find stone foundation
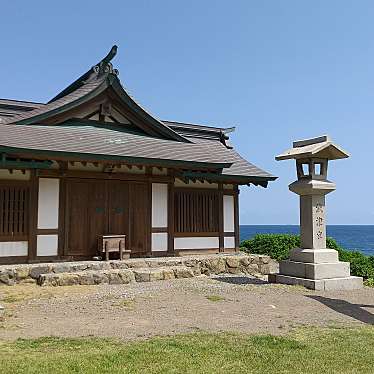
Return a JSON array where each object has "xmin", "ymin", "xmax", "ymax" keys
[{"xmin": 0, "ymin": 253, "xmax": 278, "ymax": 286}]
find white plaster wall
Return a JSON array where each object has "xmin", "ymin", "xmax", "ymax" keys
[
  {"xmin": 152, "ymin": 183, "xmax": 168, "ymax": 227},
  {"xmin": 152, "ymin": 233, "xmax": 168, "ymax": 252},
  {"xmin": 37, "ymin": 235, "xmax": 58, "ymax": 256},
  {"xmin": 0, "ymin": 169, "xmax": 30, "ymax": 180},
  {"xmin": 224, "ymin": 237, "xmax": 236, "ymax": 249},
  {"xmin": 174, "ymin": 237, "xmax": 219, "ymax": 250},
  {"xmin": 38, "ymin": 178, "xmax": 60, "ymax": 229},
  {"xmin": 223, "ymin": 195, "xmax": 235, "ymax": 232},
  {"xmin": 0, "ymin": 242, "xmax": 28, "ymax": 257}
]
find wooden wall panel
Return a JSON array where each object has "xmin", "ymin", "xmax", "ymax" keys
[
  {"xmin": 174, "ymin": 189, "xmax": 219, "ymax": 234},
  {"xmin": 0, "ymin": 182, "xmax": 30, "ymax": 241}
]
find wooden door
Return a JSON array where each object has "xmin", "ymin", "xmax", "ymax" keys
[
  {"xmin": 108, "ymin": 181, "xmax": 129, "ymax": 238},
  {"xmin": 87, "ymin": 180, "xmax": 107, "ymax": 256},
  {"xmin": 66, "ymin": 180, "xmax": 90, "ymax": 256},
  {"xmin": 66, "ymin": 179, "xmax": 106, "ymax": 257},
  {"xmin": 129, "ymin": 182, "xmax": 150, "ymax": 256},
  {"xmin": 65, "ymin": 179, "xmax": 150, "ymax": 258}
]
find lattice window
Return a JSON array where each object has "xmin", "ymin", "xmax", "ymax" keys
[
  {"xmin": 174, "ymin": 190, "xmax": 219, "ymax": 233},
  {"xmin": 0, "ymin": 184, "xmax": 29, "ymax": 240}
]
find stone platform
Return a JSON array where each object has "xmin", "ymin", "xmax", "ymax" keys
[
  {"xmin": 0, "ymin": 253, "xmax": 278, "ymax": 287},
  {"xmin": 269, "ymin": 274, "xmax": 363, "ymax": 291},
  {"xmin": 270, "ymin": 248, "xmax": 363, "ymax": 290}
]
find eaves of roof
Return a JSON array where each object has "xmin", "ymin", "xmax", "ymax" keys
[{"xmin": 0, "ymin": 144, "xmax": 232, "ymax": 170}]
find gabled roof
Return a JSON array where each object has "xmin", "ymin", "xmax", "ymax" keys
[
  {"xmin": 0, "ymin": 46, "xmax": 277, "ymax": 186},
  {"xmin": 0, "ymin": 99, "xmax": 44, "ymax": 121},
  {"xmin": 2, "ymin": 46, "xmax": 187, "ymax": 143}
]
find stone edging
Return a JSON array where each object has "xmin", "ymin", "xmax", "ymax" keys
[{"xmin": 0, "ymin": 253, "xmax": 279, "ymax": 286}]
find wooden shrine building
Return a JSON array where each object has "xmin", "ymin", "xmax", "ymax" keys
[{"xmin": 0, "ymin": 46, "xmax": 276, "ymax": 264}]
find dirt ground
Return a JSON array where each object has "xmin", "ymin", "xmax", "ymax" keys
[{"xmin": 0, "ymin": 275, "xmax": 373, "ymax": 341}]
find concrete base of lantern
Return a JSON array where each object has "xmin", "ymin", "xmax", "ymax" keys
[
  {"xmin": 269, "ymin": 247, "xmax": 363, "ymax": 290},
  {"xmin": 269, "ymin": 273, "xmax": 363, "ymax": 291}
]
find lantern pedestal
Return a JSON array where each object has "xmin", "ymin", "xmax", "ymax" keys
[{"xmin": 270, "ymin": 136, "xmax": 363, "ymax": 290}]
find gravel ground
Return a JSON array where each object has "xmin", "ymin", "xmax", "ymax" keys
[{"xmin": 0, "ymin": 275, "xmax": 373, "ymax": 341}]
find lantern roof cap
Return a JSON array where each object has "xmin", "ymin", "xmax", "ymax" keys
[{"xmin": 275, "ymin": 135, "xmax": 350, "ymax": 161}]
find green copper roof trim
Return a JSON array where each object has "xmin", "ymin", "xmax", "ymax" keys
[
  {"xmin": 16, "ymin": 74, "xmax": 189, "ymax": 143},
  {"xmin": 49, "ymin": 46, "xmax": 118, "ymax": 103},
  {"xmin": 181, "ymin": 171, "xmax": 277, "ymax": 186},
  {"xmin": 0, "ymin": 156, "xmax": 52, "ymax": 170},
  {"xmin": 16, "ymin": 80, "xmax": 109, "ymax": 126},
  {"xmin": 109, "ymin": 76, "xmax": 189, "ymax": 143},
  {"xmin": 0, "ymin": 145, "xmax": 232, "ymax": 170}
]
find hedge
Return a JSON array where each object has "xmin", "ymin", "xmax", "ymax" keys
[{"xmin": 240, "ymin": 234, "xmax": 374, "ymax": 280}]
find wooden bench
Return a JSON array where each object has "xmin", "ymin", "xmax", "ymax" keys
[{"xmin": 98, "ymin": 235, "xmax": 130, "ymax": 261}]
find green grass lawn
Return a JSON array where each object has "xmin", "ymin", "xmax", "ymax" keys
[{"xmin": 0, "ymin": 327, "xmax": 373, "ymax": 373}]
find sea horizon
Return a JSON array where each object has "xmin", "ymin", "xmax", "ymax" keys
[{"xmin": 240, "ymin": 224, "xmax": 374, "ymax": 256}]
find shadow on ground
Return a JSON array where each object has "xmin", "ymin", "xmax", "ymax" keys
[
  {"xmin": 306, "ymin": 295, "xmax": 374, "ymax": 325},
  {"xmin": 212, "ymin": 276, "xmax": 268, "ymax": 285}
]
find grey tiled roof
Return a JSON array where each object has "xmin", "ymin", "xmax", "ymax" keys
[
  {"xmin": 0, "ymin": 123, "xmax": 234, "ymax": 166},
  {"xmin": 0, "ymin": 121, "xmax": 274, "ymax": 179},
  {"xmin": 190, "ymin": 137, "xmax": 274, "ymax": 179},
  {"xmin": 1, "ymin": 76, "xmax": 105, "ymax": 125},
  {"xmin": 0, "ymin": 48, "xmax": 276, "ymax": 182}
]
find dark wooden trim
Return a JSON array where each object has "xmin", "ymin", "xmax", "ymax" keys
[
  {"xmin": 218, "ymin": 183, "xmax": 224, "ymax": 252},
  {"xmin": 0, "ymin": 256, "xmax": 28, "ymax": 265},
  {"xmin": 176, "ymin": 248, "xmax": 220, "ymax": 256},
  {"xmin": 234, "ymin": 185, "xmax": 240, "ymax": 250},
  {"xmin": 224, "ymin": 232, "xmax": 235, "ymax": 237},
  {"xmin": 38, "ymin": 169, "xmax": 172, "ymax": 183},
  {"xmin": 28, "ymin": 170, "xmax": 38, "ymax": 261},
  {"xmin": 174, "ymin": 187, "xmax": 219, "ymax": 193},
  {"xmin": 33, "ymin": 255, "xmax": 62, "ymax": 262},
  {"xmin": 223, "ymin": 248, "xmax": 237, "ymax": 253},
  {"xmin": 58, "ymin": 176, "xmax": 66, "ymax": 257},
  {"xmin": 152, "ymin": 227, "xmax": 168, "ymax": 233},
  {"xmin": 167, "ymin": 173, "xmax": 175, "ymax": 255},
  {"xmin": 174, "ymin": 232, "xmax": 219, "ymax": 237},
  {"xmin": 37, "ymin": 229, "xmax": 59, "ymax": 235},
  {"xmin": 146, "ymin": 174, "xmax": 152, "ymax": 257},
  {"xmin": 151, "ymin": 250, "xmax": 174, "ymax": 258},
  {"xmin": 0, "ymin": 236, "xmax": 28, "ymax": 242},
  {"xmin": 0, "ymin": 180, "xmax": 31, "ymax": 186},
  {"xmin": 222, "ymin": 189, "xmax": 236, "ymax": 195}
]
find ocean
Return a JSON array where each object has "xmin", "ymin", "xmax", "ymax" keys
[{"xmin": 240, "ymin": 225, "xmax": 374, "ymax": 257}]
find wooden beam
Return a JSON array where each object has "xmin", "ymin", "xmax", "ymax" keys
[
  {"xmin": 28, "ymin": 170, "xmax": 38, "ymax": 262},
  {"xmin": 218, "ymin": 183, "xmax": 224, "ymax": 253},
  {"xmin": 234, "ymin": 185, "xmax": 240, "ymax": 251},
  {"xmin": 167, "ymin": 170, "xmax": 175, "ymax": 255},
  {"xmin": 37, "ymin": 169, "xmax": 173, "ymax": 183}
]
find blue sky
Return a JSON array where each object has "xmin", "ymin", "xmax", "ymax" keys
[{"xmin": 1, "ymin": 1, "xmax": 373, "ymax": 224}]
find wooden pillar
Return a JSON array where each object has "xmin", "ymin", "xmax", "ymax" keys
[
  {"xmin": 167, "ymin": 171, "xmax": 175, "ymax": 255},
  {"xmin": 234, "ymin": 185, "xmax": 240, "ymax": 251},
  {"xmin": 58, "ymin": 177, "xmax": 66, "ymax": 258},
  {"xmin": 28, "ymin": 169, "xmax": 38, "ymax": 262},
  {"xmin": 146, "ymin": 166, "xmax": 152, "ymax": 257},
  {"xmin": 218, "ymin": 183, "xmax": 224, "ymax": 252}
]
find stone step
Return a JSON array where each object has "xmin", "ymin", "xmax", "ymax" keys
[{"xmin": 38, "ymin": 265, "xmax": 202, "ymax": 286}]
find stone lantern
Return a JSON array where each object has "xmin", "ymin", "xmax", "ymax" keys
[{"xmin": 271, "ymin": 135, "xmax": 362, "ymax": 290}]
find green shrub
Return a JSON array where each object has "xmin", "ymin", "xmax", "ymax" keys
[
  {"xmin": 364, "ymin": 278, "xmax": 374, "ymax": 287},
  {"xmin": 240, "ymin": 233, "xmax": 374, "ymax": 279}
]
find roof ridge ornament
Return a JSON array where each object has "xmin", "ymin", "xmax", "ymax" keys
[{"xmin": 93, "ymin": 45, "xmax": 119, "ymax": 76}]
